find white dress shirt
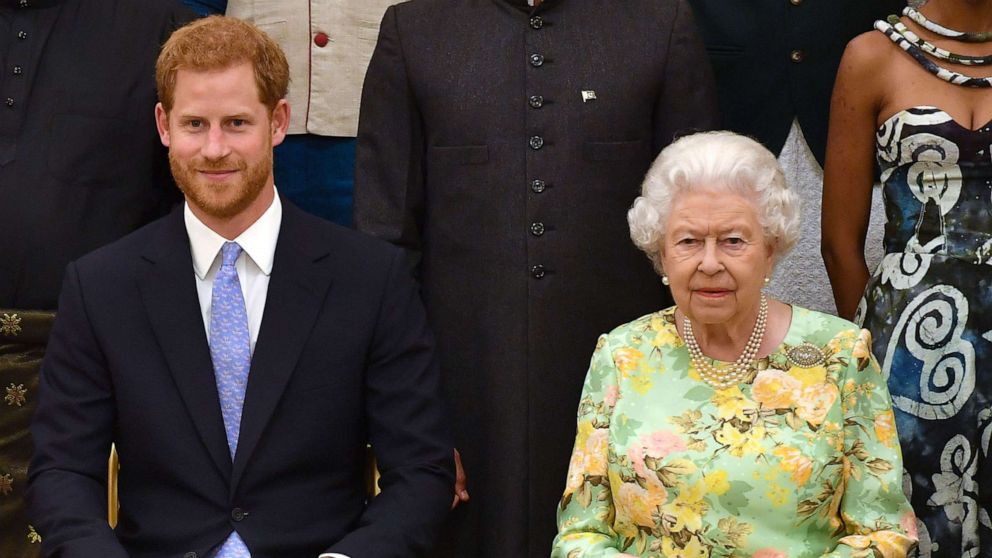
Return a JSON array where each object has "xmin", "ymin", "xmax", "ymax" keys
[
  {"xmin": 185, "ymin": 192, "xmax": 281, "ymax": 353},
  {"xmin": 183, "ymin": 192, "xmax": 350, "ymax": 558}
]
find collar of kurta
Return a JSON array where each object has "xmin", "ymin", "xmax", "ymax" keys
[{"xmin": 0, "ymin": 0, "xmax": 61, "ymax": 8}]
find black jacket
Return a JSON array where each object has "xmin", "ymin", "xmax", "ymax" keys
[
  {"xmin": 688, "ymin": 0, "xmax": 904, "ymax": 164},
  {"xmin": 28, "ymin": 202, "xmax": 455, "ymax": 558},
  {"xmin": 354, "ymin": 0, "xmax": 718, "ymax": 555},
  {"xmin": 0, "ymin": 0, "xmax": 190, "ymax": 309}
]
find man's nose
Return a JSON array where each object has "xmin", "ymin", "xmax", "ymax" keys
[{"xmin": 201, "ymin": 127, "xmax": 231, "ymax": 160}]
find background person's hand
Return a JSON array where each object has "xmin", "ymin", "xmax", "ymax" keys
[{"xmin": 451, "ymin": 448, "xmax": 469, "ymax": 509}]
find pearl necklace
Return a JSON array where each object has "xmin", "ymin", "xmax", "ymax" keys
[{"xmin": 683, "ymin": 294, "xmax": 768, "ymax": 390}]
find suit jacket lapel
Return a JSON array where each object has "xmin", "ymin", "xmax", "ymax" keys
[
  {"xmin": 231, "ymin": 203, "xmax": 335, "ymax": 490},
  {"xmin": 138, "ymin": 209, "xmax": 233, "ymax": 481}
]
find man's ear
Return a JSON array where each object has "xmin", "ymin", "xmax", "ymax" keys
[
  {"xmin": 155, "ymin": 102, "xmax": 171, "ymax": 147},
  {"xmin": 270, "ymin": 99, "xmax": 290, "ymax": 147}
]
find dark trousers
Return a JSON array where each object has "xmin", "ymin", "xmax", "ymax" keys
[
  {"xmin": 274, "ymin": 134, "xmax": 357, "ymax": 228},
  {"xmin": 1, "ymin": 310, "xmax": 53, "ymax": 557}
]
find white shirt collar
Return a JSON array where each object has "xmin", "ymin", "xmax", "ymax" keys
[{"xmin": 184, "ymin": 188, "xmax": 283, "ymax": 280}]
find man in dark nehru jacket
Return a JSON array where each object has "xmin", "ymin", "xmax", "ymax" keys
[
  {"xmin": 0, "ymin": 1, "xmax": 192, "ymax": 556},
  {"xmin": 28, "ymin": 15, "xmax": 453, "ymax": 558},
  {"xmin": 353, "ymin": 0, "xmax": 718, "ymax": 555}
]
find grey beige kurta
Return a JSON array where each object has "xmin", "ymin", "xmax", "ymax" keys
[{"xmin": 354, "ymin": 0, "xmax": 718, "ymax": 555}]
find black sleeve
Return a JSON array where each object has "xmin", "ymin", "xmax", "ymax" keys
[
  {"xmin": 323, "ymin": 248, "xmax": 454, "ymax": 557},
  {"xmin": 26, "ymin": 263, "xmax": 129, "ymax": 557},
  {"xmin": 653, "ymin": 0, "xmax": 721, "ymax": 151},
  {"xmin": 353, "ymin": 5, "xmax": 427, "ymax": 278}
]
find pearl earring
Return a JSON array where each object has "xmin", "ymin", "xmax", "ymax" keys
[
  {"xmin": 764, "ymin": 277, "xmax": 770, "ymax": 285},
  {"xmin": 662, "ymin": 275, "xmax": 670, "ymax": 285}
]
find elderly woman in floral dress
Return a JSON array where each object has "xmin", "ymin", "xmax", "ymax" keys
[{"xmin": 551, "ymin": 131, "xmax": 917, "ymax": 558}]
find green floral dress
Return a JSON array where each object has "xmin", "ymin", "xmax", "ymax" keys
[{"xmin": 552, "ymin": 306, "xmax": 917, "ymax": 558}]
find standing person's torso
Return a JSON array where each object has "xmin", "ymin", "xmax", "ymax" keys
[
  {"xmin": 371, "ymin": 1, "xmax": 717, "ymax": 555},
  {"xmin": 0, "ymin": 0, "xmax": 190, "ymax": 310}
]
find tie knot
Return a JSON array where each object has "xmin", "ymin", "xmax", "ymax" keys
[{"xmin": 221, "ymin": 242, "xmax": 242, "ymax": 268}]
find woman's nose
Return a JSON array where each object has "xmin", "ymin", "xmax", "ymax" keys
[{"xmin": 697, "ymin": 240, "xmax": 724, "ymax": 274}]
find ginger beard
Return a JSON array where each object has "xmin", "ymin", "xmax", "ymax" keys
[{"xmin": 169, "ymin": 136, "xmax": 272, "ymax": 220}]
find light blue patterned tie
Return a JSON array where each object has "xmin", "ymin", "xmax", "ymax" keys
[{"xmin": 209, "ymin": 242, "xmax": 252, "ymax": 558}]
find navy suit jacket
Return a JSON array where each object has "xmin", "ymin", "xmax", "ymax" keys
[{"xmin": 27, "ymin": 201, "xmax": 454, "ymax": 558}]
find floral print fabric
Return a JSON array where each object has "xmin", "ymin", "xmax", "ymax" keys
[
  {"xmin": 552, "ymin": 306, "xmax": 917, "ymax": 558},
  {"xmin": 859, "ymin": 106, "xmax": 992, "ymax": 558}
]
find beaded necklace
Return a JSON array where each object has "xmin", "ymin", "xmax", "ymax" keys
[
  {"xmin": 887, "ymin": 16, "xmax": 992, "ymax": 66},
  {"xmin": 876, "ymin": 19, "xmax": 992, "ymax": 88},
  {"xmin": 904, "ymin": 7, "xmax": 992, "ymax": 43}
]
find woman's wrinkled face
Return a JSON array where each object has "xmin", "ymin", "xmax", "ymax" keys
[{"xmin": 659, "ymin": 189, "xmax": 774, "ymax": 327}]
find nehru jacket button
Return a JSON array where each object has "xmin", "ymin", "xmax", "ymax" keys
[
  {"xmin": 13, "ymin": 65, "xmax": 23, "ymax": 75},
  {"xmin": 313, "ymin": 32, "xmax": 329, "ymax": 48},
  {"xmin": 530, "ymin": 16, "xmax": 544, "ymax": 29},
  {"xmin": 529, "ymin": 135, "xmax": 544, "ymax": 150},
  {"xmin": 530, "ymin": 222, "xmax": 545, "ymax": 236},
  {"xmin": 17, "ymin": 31, "xmax": 28, "ymax": 40},
  {"xmin": 531, "ymin": 265, "xmax": 545, "ymax": 279},
  {"xmin": 5, "ymin": 98, "xmax": 14, "ymax": 107},
  {"xmin": 528, "ymin": 95, "xmax": 544, "ymax": 108},
  {"xmin": 529, "ymin": 53, "xmax": 544, "ymax": 67},
  {"xmin": 183, "ymin": 553, "xmax": 198, "ymax": 558},
  {"xmin": 790, "ymin": 49, "xmax": 805, "ymax": 63},
  {"xmin": 530, "ymin": 179, "xmax": 546, "ymax": 193},
  {"xmin": 231, "ymin": 507, "xmax": 247, "ymax": 522}
]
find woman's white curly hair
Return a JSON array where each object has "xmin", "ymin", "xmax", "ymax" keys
[{"xmin": 627, "ymin": 131, "xmax": 800, "ymax": 274}]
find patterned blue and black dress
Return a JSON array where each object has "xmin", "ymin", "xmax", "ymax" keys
[{"xmin": 858, "ymin": 106, "xmax": 992, "ymax": 557}]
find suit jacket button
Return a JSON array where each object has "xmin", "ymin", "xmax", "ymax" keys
[
  {"xmin": 530, "ymin": 222, "xmax": 545, "ymax": 236},
  {"xmin": 528, "ymin": 135, "xmax": 544, "ymax": 150},
  {"xmin": 531, "ymin": 265, "xmax": 545, "ymax": 279},
  {"xmin": 529, "ymin": 53, "xmax": 544, "ymax": 67},
  {"xmin": 183, "ymin": 552, "xmax": 198, "ymax": 558},
  {"xmin": 231, "ymin": 507, "xmax": 247, "ymax": 522},
  {"xmin": 530, "ymin": 16, "xmax": 543, "ymax": 29},
  {"xmin": 790, "ymin": 49, "xmax": 805, "ymax": 63},
  {"xmin": 528, "ymin": 95, "xmax": 544, "ymax": 109},
  {"xmin": 530, "ymin": 179, "xmax": 546, "ymax": 193}
]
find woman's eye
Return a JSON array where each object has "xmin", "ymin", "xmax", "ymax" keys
[
  {"xmin": 677, "ymin": 238, "xmax": 698, "ymax": 246},
  {"xmin": 723, "ymin": 237, "xmax": 745, "ymax": 246}
]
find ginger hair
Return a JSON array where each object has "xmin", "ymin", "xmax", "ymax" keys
[{"xmin": 156, "ymin": 15, "xmax": 289, "ymax": 112}]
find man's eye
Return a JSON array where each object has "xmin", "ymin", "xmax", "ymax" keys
[
  {"xmin": 231, "ymin": 119, "xmax": 246, "ymax": 127},
  {"xmin": 188, "ymin": 120, "xmax": 202, "ymax": 128}
]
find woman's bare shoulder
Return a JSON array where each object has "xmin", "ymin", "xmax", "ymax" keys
[{"xmin": 841, "ymin": 30, "xmax": 897, "ymax": 77}]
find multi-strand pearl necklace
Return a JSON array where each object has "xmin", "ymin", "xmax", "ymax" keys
[{"xmin": 683, "ymin": 294, "xmax": 768, "ymax": 390}]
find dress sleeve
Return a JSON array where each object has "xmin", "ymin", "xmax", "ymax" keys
[
  {"xmin": 821, "ymin": 329, "xmax": 918, "ymax": 558},
  {"xmin": 551, "ymin": 335, "xmax": 628, "ymax": 557}
]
